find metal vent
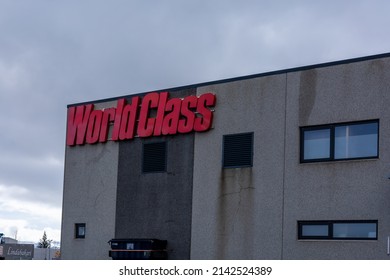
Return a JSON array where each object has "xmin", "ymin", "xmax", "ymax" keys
[
  {"xmin": 142, "ymin": 142, "xmax": 167, "ymax": 173},
  {"xmin": 223, "ymin": 132, "xmax": 253, "ymax": 168}
]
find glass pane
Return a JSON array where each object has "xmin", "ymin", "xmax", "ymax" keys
[
  {"xmin": 78, "ymin": 227, "xmax": 85, "ymax": 236},
  {"xmin": 335, "ymin": 123, "xmax": 378, "ymax": 159},
  {"xmin": 304, "ymin": 129, "xmax": 331, "ymax": 160},
  {"xmin": 77, "ymin": 225, "xmax": 85, "ymax": 237},
  {"xmin": 333, "ymin": 223, "xmax": 377, "ymax": 238},
  {"xmin": 302, "ymin": 224, "xmax": 329, "ymax": 237}
]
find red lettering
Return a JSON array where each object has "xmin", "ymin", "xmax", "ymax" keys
[
  {"xmin": 194, "ymin": 93, "xmax": 216, "ymax": 132},
  {"xmin": 111, "ymin": 99, "xmax": 125, "ymax": 141},
  {"xmin": 153, "ymin": 92, "xmax": 168, "ymax": 136},
  {"xmin": 99, "ymin": 108, "xmax": 116, "ymax": 143},
  {"xmin": 86, "ymin": 110, "xmax": 103, "ymax": 144},
  {"xmin": 138, "ymin": 92, "xmax": 159, "ymax": 137},
  {"xmin": 119, "ymin": 96, "xmax": 140, "ymax": 140},
  {"xmin": 162, "ymin": 98, "xmax": 182, "ymax": 135},
  {"xmin": 66, "ymin": 92, "xmax": 216, "ymax": 146},
  {"xmin": 178, "ymin": 95, "xmax": 197, "ymax": 133},
  {"xmin": 66, "ymin": 104, "xmax": 93, "ymax": 146}
]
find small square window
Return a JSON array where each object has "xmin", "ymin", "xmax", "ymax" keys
[
  {"xmin": 75, "ymin": 223, "xmax": 86, "ymax": 239},
  {"xmin": 223, "ymin": 132, "xmax": 254, "ymax": 168}
]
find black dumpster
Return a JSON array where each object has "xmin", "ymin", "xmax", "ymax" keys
[{"xmin": 108, "ymin": 239, "xmax": 168, "ymax": 260}]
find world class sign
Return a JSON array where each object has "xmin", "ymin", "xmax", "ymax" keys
[{"xmin": 66, "ymin": 92, "xmax": 216, "ymax": 146}]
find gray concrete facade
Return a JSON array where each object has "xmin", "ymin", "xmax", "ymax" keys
[
  {"xmin": 62, "ymin": 53, "xmax": 390, "ymax": 259},
  {"xmin": 191, "ymin": 55, "xmax": 390, "ymax": 259},
  {"xmin": 282, "ymin": 59, "xmax": 390, "ymax": 259},
  {"xmin": 192, "ymin": 75, "xmax": 286, "ymax": 259},
  {"xmin": 115, "ymin": 89, "xmax": 196, "ymax": 260},
  {"xmin": 61, "ymin": 101, "xmax": 119, "ymax": 260}
]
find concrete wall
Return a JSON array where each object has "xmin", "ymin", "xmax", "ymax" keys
[
  {"xmin": 283, "ymin": 57, "xmax": 390, "ymax": 259},
  {"xmin": 115, "ymin": 89, "xmax": 196, "ymax": 260},
  {"xmin": 61, "ymin": 101, "xmax": 119, "ymax": 260},
  {"xmin": 192, "ymin": 56, "xmax": 390, "ymax": 259},
  {"xmin": 191, "ymin": 75, "xmax": 287, "ymax": 259}
]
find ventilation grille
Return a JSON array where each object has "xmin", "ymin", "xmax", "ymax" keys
[
  {"xmin": 142, "ymin": 142, "xmax": 167, "ymax": 173},
  {"xmin": 223, "ymin": 132, "xmax": 253, "ymax": 168}
]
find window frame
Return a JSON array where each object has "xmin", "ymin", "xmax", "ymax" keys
[
  {"xmin": 222, "ymin": 132, "xmax": 254, "ymax": 169},
  {"xmin": 75, "ymin": 223, "xmax": 86, "ymax": 239},
  {"xmin": 300, "ymin": 119, "xmax": 379, "ymax": 163},
  {"xmin": 298, "ymin": 220, "xmax": 378, "ymax": 240}
]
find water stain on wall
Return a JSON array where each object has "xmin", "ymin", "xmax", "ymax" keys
[
  {"xmin": 299, "ymin": 70, "xmax": 317, "ymax": 126},
  {"xmin": 216, "ymin": 168, "xmax": 254, "ymax": 259}
]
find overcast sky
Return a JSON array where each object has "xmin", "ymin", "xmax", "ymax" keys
[{"xmin": 1, "ymin": 0, "xmax": 389, "ymax": 243}]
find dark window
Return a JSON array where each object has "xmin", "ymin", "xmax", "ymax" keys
[
  {"xmin": 223, "ymin": 132, "xmax": 254, "ymax": 168},
  {"xmin": 75, "ymin": 223, "xmax": 86, "ymax": 239},
  {"xmin": 142, "ymin": 142, "xmax": 167, "ymax": 173},
  {"xmin": 301, "ymin": 120, "xmax": 379, "ymax": 162},
  {"xmin": 298, "ymin": 220, "xmax": 377, "ymax": 240}
]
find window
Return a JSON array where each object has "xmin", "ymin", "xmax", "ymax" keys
[
  {"xmin": 301, "ymin": 223, "xmax": 329, "ymax": 238},
  {"xmin": 298, "ymin": 220, "xmax": 377, "ymax": 240},
  {"xmin": 142, "ymin": 142, "xmax": 167, "ymax": 173},
  {"xmin": 75, "ymin": 223, "xmax": 86, "ymax": 239},
  {"xmin": 223, "ymin": 132, "xmax": 254, "ymax": 168},
  {"xmin": 300, "ymin": 120, "xmax": 379, "ymax": 162}
]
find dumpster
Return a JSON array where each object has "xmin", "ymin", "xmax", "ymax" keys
[{"xmin": 108, "ymin": 239, "xmax": 167, "ymax": 260}]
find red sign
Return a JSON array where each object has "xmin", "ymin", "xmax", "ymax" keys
[{"xmin": 66, "ymin": 92, "xmax": 216, "ymax": 146}]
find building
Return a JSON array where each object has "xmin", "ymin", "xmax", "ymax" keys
[{"xmin": 61, "ymin": 53, "xmax": 390, "ymax": 260}]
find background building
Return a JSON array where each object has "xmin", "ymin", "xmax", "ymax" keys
[{"xmin": 61, "ymin": 53, "xmax": 390, "ymax": 260}]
